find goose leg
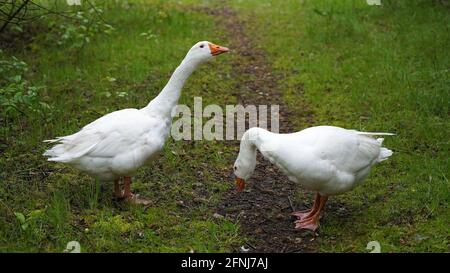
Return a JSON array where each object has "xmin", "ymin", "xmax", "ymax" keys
[
  {"xmin": 123, "ymin": 176, "xmax": 132, "ymax": 199},
  {"xmin": 294, "ymin": 194, "xmax": 328, "ymax": 231},
  {"xmin": 122, "ymin": 176, "xmax": 152, "ymax": 205},
  {"xmin": 291, "ymin": 193, "xmax": 320, "ymax": 220},
  {"xmin": 114, "ymin": 179, "xmax": 123, "ymax": 198}
]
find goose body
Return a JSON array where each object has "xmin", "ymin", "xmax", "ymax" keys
[
  {"xmin": 233, "ymin": 126, "xmax": 394, "ymax": 230},
  {"xmin": 255, "ymin": 126, "xmax": 392, "ymax": 195},
  {"xmin": 44, "ymin": 108, "xmax": 169, "ymax": 181},
  {"xmin": 44, "ymin": 41, "xmax": 229, "ymax": 202}
]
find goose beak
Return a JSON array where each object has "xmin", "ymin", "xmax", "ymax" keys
[
  {"xmin": 235, "ymin": 177, "xmax": 245, "ymax": 192},
  {"xmin": 209, "ymin": 43, "xmax": 229, "ymax": 56}
]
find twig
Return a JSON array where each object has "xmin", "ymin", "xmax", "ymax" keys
[
  {"xmin": 0, "ymin": 0, "xmax": 30, "ymax": 33},
  {"xmin": 85, "ymin": 0, "xmax": 110, "ymax": 25},
  {"xmin": 0, "ymin": 199, "xmax": 14, "ymax": 217},
  {"xmin": 255, "ymin": 185, "xmax": 274, "ymax": 194},
  {"xmin": 287, "ymin": 248, "xmax": 304, "ymax": 253},
  {"xmin": 28, "ymin": 1, "xmax": 80, "ymax": 21},
  {"xmin": 244, "ymin": 241, "xmax": 256, "ymax": 250}
]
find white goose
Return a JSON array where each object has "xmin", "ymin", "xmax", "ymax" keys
[
  {"xmin": 44, "ymin": 41, "xmax": 229, "ymax": 203},
  {"xmin": 233, "ymin": 126, "xmax": 394, "ymax": 231}
]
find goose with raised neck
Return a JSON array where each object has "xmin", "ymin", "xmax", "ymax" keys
[{"xmin": 43, "ymin": 41, "xmax": 229, "ymax": 204}]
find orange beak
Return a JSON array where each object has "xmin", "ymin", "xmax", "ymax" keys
[
  {"xmin": 208, "ymin": 42, "xmax": 229, "ymax": 56},
  {"xmin": 235, "ymin": 177, "xmax": 245, "ymax": 192}
]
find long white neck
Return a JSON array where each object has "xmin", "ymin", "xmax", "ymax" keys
[
  {"xmin": 236, "ymin": 128, "xmax": 273, "ymax": 179},
  {"xmin": 142, "ymin": 57, "xmax": 199, "ymax": 117},
  {"xmin": 242, "ymin": 127, "xmax": 272, "ymax": 150}
]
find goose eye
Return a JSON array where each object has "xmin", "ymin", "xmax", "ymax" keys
[
  {"xmin": 234, "ymin": 166, "xmax": 237, "ymax": 171},
  {"xmin": 200, "ymin": 44, "xmax": 204, "ymax": 48}
]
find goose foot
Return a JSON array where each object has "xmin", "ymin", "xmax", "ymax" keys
[
  {"xmin": 294, "ymin": 212, "xmax": 321, "ymax": 230},
  {"xmin": 119, "ymin": 176, "xmax": 152, "ymax": 205},
  {"xmin": 291, "ymin": 193, "xmax": 321, "ymax": 220},
  {"xmin": 291, "ymin": 210, "xmax": 313, "ymax": 221},
  {"xmin": 125, "ymin": 194, "xmax": 152, "ymax": 206},
  {"xmin": 293, "ymin": 193, "xmax": 328, "ymax": 232},
  {"xmin": 294, "ymin": 218, "xmax": 318, "ymax": 231}
]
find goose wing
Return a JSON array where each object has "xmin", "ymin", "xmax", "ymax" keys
[
  {"xmin": 44, "ymin": 109, "xmax": 165, "ymax": 162},
  {"xmin": 312, "ymin": 127, "xmax": 388, "ymax": 173}
]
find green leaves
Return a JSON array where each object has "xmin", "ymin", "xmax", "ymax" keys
[
  {"xmin": 14, "ymin": 209, "xmax": 45, "ymax": 232},
  {"xmin": 0, "ymin": 80, "xmax": 47, "ymax": 117},
  {"xmin": 140, "ymin": 30, "xmax": 159, "ymax": 42},
  {"xmin": 0, "ymin": 52, "xmax": 51, "ymax": 119},
  {"xmin": 14, "ymin": 212, "xmax": 28, "ymax": 231},
  {"xmin": 105, "ymin": 76, "xmax": 116, "ymax": 83},
  {"xmin": 14, "ymin": 212, "xmax": 26, "ymax": 223},
  {"xmin": 54, "ymin": 9, "xmax": 115, "ymax": 50}
]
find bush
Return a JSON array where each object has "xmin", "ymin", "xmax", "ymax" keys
[
  {"xmin": 51, "ymin": 8, "xmax": 115, "ymax": 50},
  {"xmin": 0, "ymin": 50, "xmax": 50, "ymax": 119}
]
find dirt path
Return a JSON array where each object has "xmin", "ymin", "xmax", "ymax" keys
[{"xmin": 204, "ymin": 6, "xmax": 319, "ymax": 253}]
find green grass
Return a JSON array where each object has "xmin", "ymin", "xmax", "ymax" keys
[
  {"xmin": 230, "ymin": 0, "xmax": 449, "ymax": 252},
  {"xmin": 0, "ymin": 0, "xmax": 241, "ymax": 252},
  {"xmin": 1, "ymin": 0, "xmax": 449, "ymax": 253}
]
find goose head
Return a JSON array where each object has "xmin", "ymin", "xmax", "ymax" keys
[
  {"xmin": 233, "ymin": 143, "xmax": 257, "ymax": 192},
  {"xmin": 184, "ymin": 41, "xmax": 229, "ymax": 65}
]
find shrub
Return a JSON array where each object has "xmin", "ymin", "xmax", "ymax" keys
[{"xmin": 0, "ymin": 50, "xmax": 50, "ymax": 119}]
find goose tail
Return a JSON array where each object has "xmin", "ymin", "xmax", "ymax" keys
[
  {"xmin": 43, "ymin": 132, "xmax": 96, "ymax": 163},
  {"xmin": 43, "ymin": 143, "xmax": 71, "ymax": 162},
  {"xmin": 356, "ymin": 131, "xmax": 396, "ymax": 136},
  {"xmin": 376, "ymin": 138, "xmax": 393, "ymax": 162}
]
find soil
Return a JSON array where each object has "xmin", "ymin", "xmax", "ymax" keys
[{"xmin": 204, "ymin": 6, "xmax": 320, "ymax": 253}]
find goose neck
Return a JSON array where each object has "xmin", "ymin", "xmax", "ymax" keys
[{"xmin": 143, "ymin": 58, "xmax": 198, "ymax": 117}]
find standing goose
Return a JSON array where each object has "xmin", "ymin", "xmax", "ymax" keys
[
  {"xmin": 44, "ymin": 41, "xmax": 229, "ymax": 203},
  {"xmin": 233, "ymin": 126, "xmax": 394, "ymax": 231}
]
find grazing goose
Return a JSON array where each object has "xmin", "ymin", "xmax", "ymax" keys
[
  {"xmin": 44, "ymin": 41, "xmax": 229, "ymax": 203},
  {"xmin": 233, "ymin": 126, "xmax": 394, "ymax": 231}
]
